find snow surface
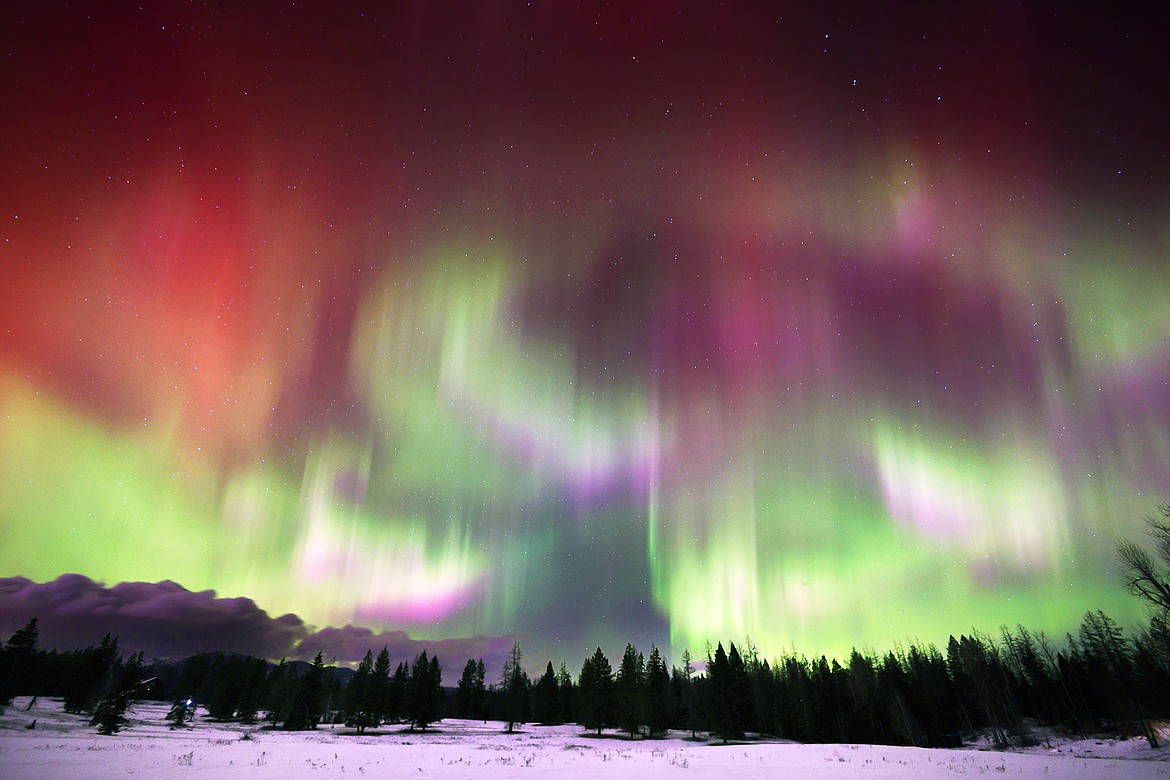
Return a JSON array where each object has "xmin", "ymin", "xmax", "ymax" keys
[{"xmin": 2, "ymin": 697, "xmax": 1168, "ymax": 779}]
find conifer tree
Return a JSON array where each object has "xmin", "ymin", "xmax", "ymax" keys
[
  {"xmin": 454, "ymin": 658, "xmax": 481, "ymax": 718},
  {"xmin": 1078, "ymin": 610, "xmax": 1158, "ymax": 747},
  {"xmin": 1000, "ymin": 625, "xmax": 1055, "ymax": 727},
  {"xmin": 500, "ymin": 641, "xmax": 531, "ymax": 733},
  {"xmin": 1135, "ymin": 616, "xmax": 1170, "ymax": 707},
  {"xmin": 405, "ymin": 651, "xmax": 442, "ymax": 731},
  {"xmin": 779, "ymin": 654, "xmax": 815, "ymax": 741},
  {"xmin": 90, "ymin": 690, "xmax": 129, "ymax": 735},
  {"xmin": 388, "ymin": 661, "xmax": 408, "ymax": 723},
  {"xmin": 556, "ymin": 661, "xmax": 575, "ymax": 724},
  {"xmin": 846, "ymin": 650, "xmax": 882, "ymax": 743},
  {"xmin": 369, "ymin": 646, "xmax": 391, "ymax": 725},
  {"xmin": 533, "ymin": 661, "xmax": 559, "ymax": 724},
  {"xmin": 473, "ymin": 658, "xmax": 487, "ymax": 717},
  {"xmin": 64, "ymin": 634, "xmax": 119, "ymax": 714},
  {"xmin": 690, "ymin": 667, "xmax": 713, "ymax": 737},
  {"xmin": 878, "ymin": 649, "xmax": 924, "ymax": 746},
  {"xmin": 4, "ymin": 618, "xmax": 38, "ymax": 653},
  {"xmin": 952, "ymin": 634, "xmax": 1015, "ymax": 747},
  {"xmin": 745, "ymin": 647, "xmax": 778, "ymax": 737},
  {"xmin": 726, "ymin": 643, "xmax": 751, "ymax": 738},
  {"xmin": 668, "ymin": 666, "xmax": 686, "ymax": 731},
  {"xmin": 676, "ymin": 649, "xmax": 698, "ymax": 736},
  {"xmin": 577, "ymin": 647, "xmax": 613, "ymax": 734},
  {"xmin": 615, "ymin": 643, "xmax": 646, "ymax": 738},
  {"xmin": 265, "ymin": 660, "xmax": 297, "ymax": 726},
  {"xmin": 206, "ymin": 656, "xmax": 245, "ymax": 720},
  {"xmin": 428, "ymin": 654, "xmax": 443, "ymax": 727},
  {"xmin": 707, "ymin": 643, "xmax": 733, "ymax": 743},
  {"xmin": 89, "ymin": 649, "xmax": 142, "ymax": 736},
  {"xmin": 284, "ymin": 652, "xmax": 325, "ymax": 730},
  {"xmin": 343, "ymin": 650, "xmax": 376, "ymax": 733},
  {"xmin": 646, "ymin": 645, "xmax": 670, "ymax": 737},
  {"xmin": 810, "ymin": 655, "xmax": 843, "ymax": 741},
  {"xmin": 0, "ymin": 618, "xmax": 38, "ymax": 704},
  {"xmin": 902, "ymin": 643, "xmax": 959, "ymax": 746},
  {"xmin": 235, "ymin": 657, "xmax": 268, "ymax": 724}
]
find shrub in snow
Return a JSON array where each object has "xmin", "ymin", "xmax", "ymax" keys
[{"xmin": 90, "ymin": 692, "xmax": 129, "ymax": 735}]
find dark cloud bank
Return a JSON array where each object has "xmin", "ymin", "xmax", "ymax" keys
[{"xmin": 0, "ymin": 575, "xmax": 518, "ymax": 681}]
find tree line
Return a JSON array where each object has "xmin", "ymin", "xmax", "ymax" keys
[
  {"xmin": 2, "ymin": 612, "xmax": 1167, "ymax": 745},
  {"xmin": 3, "ymin": 503, "xmax": 1170, "ymax": 743}
]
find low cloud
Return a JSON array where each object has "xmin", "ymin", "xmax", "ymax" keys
[
  {"xmin": 0, "ymin": 575, "xmax": 524, "ymax": 682},
  {"xmin": 0, "ymin": 575, "xmax": 307, "ymax": 659}
]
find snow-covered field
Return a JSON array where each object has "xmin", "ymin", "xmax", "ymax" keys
[{"xmin": 2, "ymin": 697, "xmax": 1168, "ymax": 778}]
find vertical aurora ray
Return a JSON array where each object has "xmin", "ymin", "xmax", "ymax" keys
[{"xmin": 635, "ymin": 156, "xmax": 1163, "ymax": 658}]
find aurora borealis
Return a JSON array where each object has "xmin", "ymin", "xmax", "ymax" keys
[{"xmin": 2, "ymin": 2, "xmax": 1168, "ymax": 671}]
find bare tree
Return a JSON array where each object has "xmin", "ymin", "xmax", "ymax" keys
[{"xmin": 1117, "ymin": 502, "xmax": 1170, "ymax": 613}]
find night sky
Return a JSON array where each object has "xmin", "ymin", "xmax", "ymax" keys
[{"xmin": 2, "ymin": 2, "xmax": 1168, "ymax": 676}]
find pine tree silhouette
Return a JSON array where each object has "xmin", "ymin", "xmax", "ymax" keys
[
  {"xmin": 533, "ymin": 661, "xmax": 559, "ymax": 724},
  {"xmin": 0, "ymin": 618, "xmax": 38, "ymax": 704},
  {"xmin": 500, "ymin": 641, "xmax": 530, "ymax": 733},
  {"xmin": 283, "ymin": 652, "xmax": 325, "ymax": 731},
  {"xmin": 646, "ymin": 645, "xmax": 670, "ymax": 737},
  {"xmin": 578, "ymin": 647, "xmax": 613, "ymax": 735},
  {"xmin": 368, "ymin": 647, "xmax": 391, "ymax": 725},
  {"xmin": 405, "ymin": 651, "xmax": 442, "ymax": 731},
  {"xmin": 615, "ymin": 643, "xmax": 645, "ymax": 738},
  {"xmin": 90, "ymin": 691, "xmax": 129, "ymax": 735},
  {"xmin": 343, "ymin": 650, "xmax": 376, "ymax": 733},
  {"xmin": 454, "ymin": 658, "xmax": 481, "ymax": 718}
]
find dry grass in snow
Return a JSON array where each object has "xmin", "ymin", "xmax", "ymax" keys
[{"xmin": 2, "ymin": 697, "xmax": 1169, "ymax": 778}]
